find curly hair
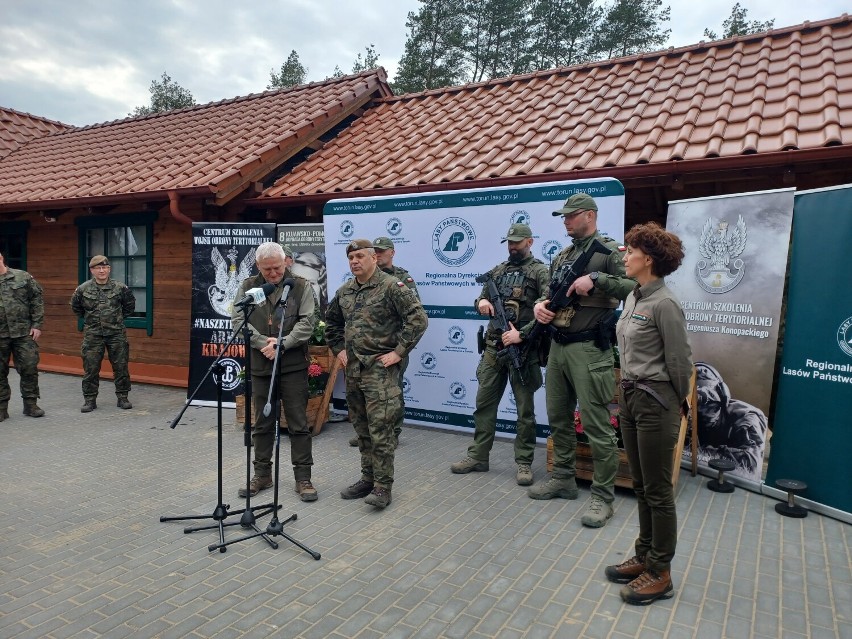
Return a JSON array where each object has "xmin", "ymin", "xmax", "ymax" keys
[{"xmin": 624, "ymin": 222, "xmax": 685, "ymax": 277}]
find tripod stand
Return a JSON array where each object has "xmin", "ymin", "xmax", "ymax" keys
[
  {"xmin": 210, "ymin": 280, "xmax": 321, "ymax": 559},
  {"xmin": 160, "ymin": 303, "xmax": 279, "ymax": 552}
]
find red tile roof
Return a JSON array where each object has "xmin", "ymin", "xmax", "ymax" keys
[
  {"xmin": 261, "ymin": 14, "xmax": 852, "ymax": 200},
  {"xmin": 0, "ymin": 107, "xmax": 72, "ymax": 160},
  {"xmin": 0, "ymin": 70, "xmax": 391, "ymax": 209}
]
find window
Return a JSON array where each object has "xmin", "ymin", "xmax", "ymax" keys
[
  {"xmin": 76, "ymin": 212, "xmax": 157, "ymax": 335},
  {"xmin": 0, "ymin": 221, "xmax": 29, "ymax": 270}
]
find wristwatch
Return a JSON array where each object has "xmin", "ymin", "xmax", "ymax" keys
[{"xmin": 589, "ymin": 271, "xmax": 599, "ymax": 292}]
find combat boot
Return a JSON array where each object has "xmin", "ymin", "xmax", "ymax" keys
[
  {"xmin": 527, "ymin": 472, "xmax": 578, "ymax": 500},
  {"xmin": 0, "ymin": 402, "xmax": 8, "ymax": 422},
  {"xmin": 450, "ymin": 456, "xmax": 489, "ymax": 474},
  {"xmin": 340, "ymin": 478, "xmax": 373, "ymax": 499},
  {"xmin": 81, "ymin": 398, "xmax": 97, "ymax": 413},
  {"xmin": 238, "ymin": 475, "xmax": 273, "ymax": 498},
  {"xmin": 22, "ymin": 400, "xmax": 45, "ymax": 417},
  {"xmin": 620, "ymin": 569, "xmax": 674, "ymax": 605},
  {"xmin": 117, "ymin": 396, "xmax": 132, "ymax": 410},
  {"xmin": 605, "ymin": 555, "xmax": 646, "ymax": 583},
  {"xmin": 516, "ymin": 463, "xmax": 534, "ymax": 486},
  {"xmin": 364, "ymin": 487, "xmax": 391, "ymax": 508},
  {"xmin": 295, "ymin": 479, "xmax": 318, "ymax": 502},
  {"xmin": 581, "ymin": 495, "xmax": 614, "ymax": 527}
]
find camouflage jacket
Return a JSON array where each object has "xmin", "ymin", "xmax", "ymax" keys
[
  {"xmin": 230, "ymin": 272, "xmax": 315, "ymax": 376},
  {"xmin": 381, "ymin": 265, "xmax": 419, "ymax": 298},
  {"xmin": 325, "ymin": 269, "xmax": 428, "ymax": 370},
  {"xmin": 71, "ymin": 278, "xmax": 136, "ymax": 334},
  {"xmin": 0, "ymin": 268, "xmax": 44, "ymax": 338}
]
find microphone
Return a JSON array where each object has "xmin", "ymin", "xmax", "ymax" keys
[
  {"xmin": 234, "ymin": 282, "xmax": 275, "ymax": 309},
  {"xmin": 276, "ymin": 278, "xmax": 295, "ymax": 304}
]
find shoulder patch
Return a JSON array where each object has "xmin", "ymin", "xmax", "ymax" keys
[
  {"xmin": 405, "ymin": 277, "xmax": 414, "ymax": 283},
  {"xmin": 618, "ymin": 245, "xmax": 626, "ymax": 252},
  {"xmin": 396, "ymin": 281, "xmax": 406, "ymax": 287}
]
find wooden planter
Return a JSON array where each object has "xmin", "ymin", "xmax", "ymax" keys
[{"xmin": 546, "ymin": 437, "xmax": 633, "ymax": 489}]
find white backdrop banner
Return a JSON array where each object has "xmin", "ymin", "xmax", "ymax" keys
[{"xmin": 323, "ymin": 178, "xmax": 625, "ymax": 439}]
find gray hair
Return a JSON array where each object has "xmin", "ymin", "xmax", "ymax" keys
[{"xmin": 255, "ymin": 241, "xmax": 286, "ymax": 262}]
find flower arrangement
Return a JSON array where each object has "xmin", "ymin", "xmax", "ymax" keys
[
  {"xmin": 310, "ymin": 320, "xmax": 326, "ymax": 346},
  {"xmin": 307, "ymin": 356, "xmax": 329, "ymax": 397},
  {"xmin": 574, "ymin": 408, "xmax": 623, "ymax": 449}
]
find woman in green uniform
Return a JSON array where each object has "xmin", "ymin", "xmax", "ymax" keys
[{"xmin": 605, "ymin": 222, "xmax": 693, "ymax": 605}]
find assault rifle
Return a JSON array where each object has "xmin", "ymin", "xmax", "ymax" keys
[
  {"xmin": 525, "ymin": 238, "xmax": 612, "ymax": 346},
  {"xmin": 475, "ymin": 272, "xmax": 527, "ymax": 385}
]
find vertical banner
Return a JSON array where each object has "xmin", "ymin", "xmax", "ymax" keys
[
  {"xmin": 276, "ymin": 223, "xmax": 327, "ymax": 316},
  {"xmin": 189, "ymin": 223, "xmax": 276, "ymax": 406},
  {"xmin": 666, "ymin": 189, "xmax": 794, "ymax": 483},
  {"xmin": 322, "ymin": 178, "xmax": 625, "ymax": 439},
  {"xmin": 766, "ymin": 185, "xmax": 852, "ymax": 516}
]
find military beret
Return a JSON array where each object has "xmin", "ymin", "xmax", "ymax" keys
[
  {"xmin": 346, "ymin": 239, "xmax": 374, "ymax": 255},
  {"xmin": 89, "ymin": 255, "xmax": 109, "ymax": 268}
]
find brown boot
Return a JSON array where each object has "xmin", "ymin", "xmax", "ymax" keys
[
  {"xmin": 22, "ymin": 400, "xmax": 45, "ymax": 417},
  {"xmin": 605, "ymin": 555, "xmax": 646, "ymax": 583},
  {"xmin": 620, "ymin": 569, "xmax": 674, "ymax": 605},
  {"xmin": 364, "ymin": 486, "xmax": 392, "ymax": 508},
  {"xmin": 0, "ymin": 403, "xmax": 8, "ymax": 422},
  {"xmin": 237, "ymin": 475, "xmax": 273, "ymax": 498},
  {"xmin": 295, "ymin": 479, "xmax": 318, "ymax": 502}
]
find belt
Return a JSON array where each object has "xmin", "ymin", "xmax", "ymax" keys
[
  {"xmin": 551, "ymin": 328, "xmax": 596, "ymax": 345},
  {"xmin": 619, "ymin": 378, "xmax": 669, "ymax": 410}
]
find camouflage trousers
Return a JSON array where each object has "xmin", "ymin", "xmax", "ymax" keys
[
  {"xmin": 81, "ymin": 332, "xmax": 130, "ymax": 399},
  {"xmin": 347, "ymin": 361, "xmax": 402, "ymax": 489},
  {"xmin": 393, "ymin": 355, "xmax": 409, "ymax": 437},
  {"xmin": 0, "ymin": 335, "xmax": 41, "ymax": 403}
]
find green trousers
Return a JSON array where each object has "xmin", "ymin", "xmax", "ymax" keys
[
  {"xmin": 0, "ymin": 336, "xmax": 40, "ymax": 403},
  {"xmin": 394, "ymin": 355, "xmax": 409, "ymax": 438},
  {"xmin": 81, "ymin": 332, "xmax": 130, "ymax": 399},
  {"xmin": 546, "ymin": 340, "xmax": 618, "ymax": 502},
  {"xmin": 468, "ymin": 348, "xmax": 542, "ymax": 465}
]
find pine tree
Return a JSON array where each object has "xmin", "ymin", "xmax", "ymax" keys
[
  {"xmin": 352, "ymin": 44, "xmax": 381, "ymax": 73},
  {"xmin": 268, "ymin": 50, "xmax": 308, "ymax": 89},
  {"xmin": 596, "ymin": 0, "xmax": 671, "ymax": 59},
  {"xmin": 703, "ymin": 3, "xmax": 775, "ymax": 40},
  {"xmin": 130, "ymin": 72, "xmax": 196, "ymax": 117},
  {"xmin": 528, "ymin": 0, "xmax": 602, "ymax": 69}
]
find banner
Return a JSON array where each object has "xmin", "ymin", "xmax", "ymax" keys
[
  {"xmin": 277, "ymin": 223, "xmax": 327, "ymax": 316},
  {"xmin": 766, "ymin": 185, "xmax": 852, "ymax": 516},
  {"xmin": 323, "ymin": 178, "xmax": 625, "ymax": 438},
  {"xmin": 189, "ymin": 223, "xmax": 276, "ymax": 406},
  {"xmin": 666, "ymin": 189, "xmax": 794, "ymax": 482}
]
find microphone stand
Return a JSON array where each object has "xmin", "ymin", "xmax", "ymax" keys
[
  {"xmin": 212, "ymin": 282, "xmax": 321, "ymax": 559},
  {"xmin": 160, "ymin": 301, "xmax": 279, "ymax": 552}
]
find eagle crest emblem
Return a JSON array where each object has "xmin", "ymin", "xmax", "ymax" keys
[
  {"xmin": 209, "ymin": 246, "xmax": 256, "ymax": 316},
  {"xmin": 695, "ymin": 216, "xmax": 747, "ymax": 294}
]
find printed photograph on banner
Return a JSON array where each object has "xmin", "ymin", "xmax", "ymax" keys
[
  {"xmin": 666, "ymin": 189, "xmax": 794, "ymax": 482},
  {"xmin": 189, "ymin": 223, "xmax": 277, "ymax": 406},
  {"xmin": 277, "ymin": 223, "xmax": 327, "ymax": 315}
]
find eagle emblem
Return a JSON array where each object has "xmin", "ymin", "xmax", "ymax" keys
[
  {"xmin": 695, "ymin": 216, "xmax": 747, "ymax": 294},
  {"xmin": 209, "ymin": 246, "xmax": 256, "ymax": 316}
]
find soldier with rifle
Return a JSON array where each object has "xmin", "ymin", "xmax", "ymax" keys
[
  {"xmin": 450, "ymin": 223, "xmax": 549, "ymax": 486},
  {"xmin": 527, "ymin": 193, "xmax": 635, "ymax": 529}
]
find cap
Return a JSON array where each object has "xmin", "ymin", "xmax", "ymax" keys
[
  {"xmin": 501, "ymin": 223, "xmax": 533, "ymax": 243},
  {"xmin": 552, "ymin": 192, "xmax": 598, "ymax": 216},
  {"xmin": 373, "ymin": 236, "xmax": 395, "ymax": 250},
  {"xmin": 346, "ymin": 239, "xmax": 374, "ymax": 255},
  {"xmin": 89, "ymin": 255, "xmax": 109, "ymax": 268},
  {"xmin": 280, "ymin": 243, "xmax": 294, "ymax": 258}
]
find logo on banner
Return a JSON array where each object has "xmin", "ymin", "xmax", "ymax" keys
[
  {"xmin": 838, "ymin": 316, "xmax": 852, "ymax": 358},
  {"xmin": 386, "ymin": 217, "xmax": 403, "ymax": 236},
  {"xmin": 449, "ymin": 381, "xmax": 467, "ymax": 400},
  {"xmin": 402, "ymin": 376, "xmax": 412, "ymax": 396},
  {"xmin": 510, "ymin": 210, "xmax": 530, "ymax": 226},
  {"xmin": 508, "ymin": 389, "xmax": 516, "ymax": 406},
  {"xmin": 420, "ymin": 352, "xmax": 437, "ymax": 370},
  {"xmin": 696, "ymin": 216, "xmax": 747, "ymax": 294},
  {"xmin": 433, "ymin": 217, "xmax": 476, "ymax": 266},
  {"xmin": 209, "ymin": 246, "xmax": 256, "ymax": 317},
  {"xmin": 214, "ymin": 358, "xmax": 243, "ymax": 392},
  {"xmin": 340, "ymin": 220, "xmax": 355, "ymax": 238},
  {"xmin": 448, "ymin": 326, "xmax": 465, "ymax": 345},
  {"xmin": 541, "ymin": 240, "xmax": 562, "ymax": 263}
]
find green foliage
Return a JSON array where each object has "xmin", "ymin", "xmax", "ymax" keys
[
  {"xmin": 268, "ymin": 50, "xmax": 308, "ymax": 89},
  {"xmin": 130, "ymin": 72, "xmax": 196, "ymax": 117},
  {"xmin": 596, "ymin": 0, "xmax": 671, "ymax": 59},
  {"xmin": 352, "ymin": 44, "xmax": 381, "ymax": 73},
  {"xmin": 703, "ymin": 3, "xmax": 775, "ymax": 41},
  {"xmin": 529, "ymin": 0, "xmax": 603, "ymax": 69}
]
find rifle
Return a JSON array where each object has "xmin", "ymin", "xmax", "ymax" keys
[
  {"xmin": 475, "ymin": 272, "xmax": 527, "ymax": 385},
  {"xmin": 525, "ymin": 238, "xmax": 612, "ymax": 346}
]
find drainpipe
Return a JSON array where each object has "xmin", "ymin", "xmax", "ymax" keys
[{"xmin": 168, "ymin": 190, "xmax": 194, "ymax": 225}]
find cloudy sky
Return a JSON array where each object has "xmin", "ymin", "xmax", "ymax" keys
[{"xmin": 1, "ymin": 0, "xmax": 848, "ymax": 126}]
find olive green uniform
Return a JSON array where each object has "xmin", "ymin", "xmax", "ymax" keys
[
  {"xmin": 617, "ymin": 278, "xmax": 692, "ymax": 573},
  {"xmin": 468, "ymin": 255, "xmax": 549, "ymax": 465},
  {"xmin": 326, "ymin": 269, "xmax": 428, "ymax": 490},
  {"xmin": 381, "ymin": 264, "xmax": 419, "ymax": 439},
  {"xmin": 544, "ymin": 232, "xmax": 634, "ymax": 503},
  {"xmin": 0, "ymin": 268, "xmax": 44, "ymax": 407},
  {"xmin": 71, "ymin": 278, "xmax": 136, "ymax": 401},
  {"xmin": 231, "ymin": 273, "xmax": 316, "ymax": 482}
]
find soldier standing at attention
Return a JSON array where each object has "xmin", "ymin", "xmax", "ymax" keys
[
  {"xmin": 326, "ymin": 239, "xmax": 428, "ymax": 509},
  {"xmin": 0, "ymin": 251, "xmax": 45, "ymax": 421},
  {"xmin": 348, "ymin": 235, "xmax": 419, "ymax": 448},
  {"xmin": 528, "ymin": 193, "xmax": 634, "ymax": 528},
  {"xmin": 450, "ymin": 223, "xmax": 549, "ymax": 486},
  {"xmin": 71, "ymin": 255, "xmax": 136, "ymax": 412}
]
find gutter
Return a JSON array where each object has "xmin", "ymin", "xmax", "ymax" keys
[
  {"xmin": 0, "ymin": 185, "xmax": 215, "ymax": 214},
  {"xmin": 168, "ymin": 190, "xmax": 194, "ymax": 225}
]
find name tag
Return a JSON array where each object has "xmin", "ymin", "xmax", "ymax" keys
[{"xmin": 631, "ymin": 313, "xmax": 649, "ymax": 321}]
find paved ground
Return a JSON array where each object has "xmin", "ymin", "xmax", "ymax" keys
[{"xmin": 1, "ymin": 373, "xmax": 850, "ymax": 639}]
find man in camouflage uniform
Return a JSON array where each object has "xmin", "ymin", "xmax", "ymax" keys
[
  {"xmin": 348, "ymin": 236, "xmax": 419, "ymax": 448},
  {"xmin": 0, "ymin": 251, "xmax": 45, "ymax": 420},
  {"xmin": 450, "ymin": 223, "xmax": 549, "ymax": 486},
  {"xmin": 326, "ymin": 239, "xmax": 428, "ymax": 509},
  {"xmin": 231, "ymin": 241, "xmax": 318, "ymax": 501},
  {"xmin": 528, "ymin": 193, "xmax": 634, "ymax": 528},
  {"xmin": 71, "ymin": 255, "xmax": 136, "ymax": 412}
]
